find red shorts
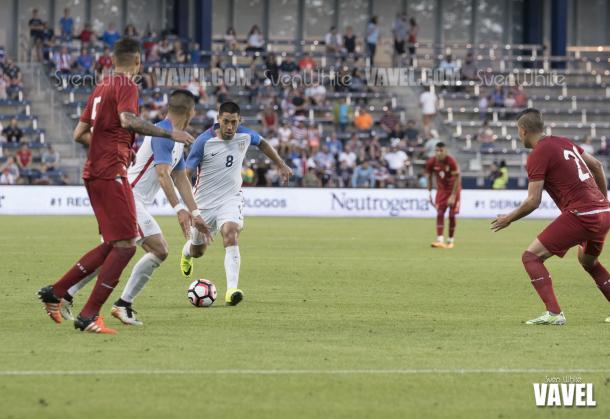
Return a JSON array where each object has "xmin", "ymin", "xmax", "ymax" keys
[
  {"xmin": 436, "ymin": 190, "xmax": 461, "ymax": 216},
  {"xmin": 538, "ymin": 210, "xmax": 610, "ymax": 258},
  {"xmin": 85, "ymin": 177, "xmax": 138, "ymax": 243}
]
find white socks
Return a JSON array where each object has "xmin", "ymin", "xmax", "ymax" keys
[
  {"xmin": 120, "ymin": 253, "xmax": 163, "ymax": 303},
  {"xmin": 447, "ymin": 237, "xmax": 454, "ymax": 244},
  {"xmin": 437, "ymin": 235, "xmax": 444, "ymax": 243},
  {"xmin": 67, "ymin": 269, "xmax": 98, "ymax": 298},
  {"xmin": 224, "ymin": 246, "xmax": 240, "ymax": 290},
  {"xmin": 182, "ymin": 240, "xmax": 192, "ymax": 258}
]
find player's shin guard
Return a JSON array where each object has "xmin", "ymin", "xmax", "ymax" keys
[
  {"xmin": 225, "ymin": 246, "xmax": 240, "ymax": 290},
  {"xmin": 53, "ymin": 243, "xmax": 113, "ymax": 298},
  {"xmin": 120, "ymin": 253, "xmax": 163, "ymax": 303},
  {"xmin": 80, "ymin": 246, "xmax": 136, "ymax": 318},
  {"xmin": 436, "ymin": 212, "xmax": 444, "ymax": 237},
  {"xmin": 583, "ymin": 261, "xmax": 610, "ymax": 302},
  {"xmin": 522, "ymin": 251, "xmax": 561, "ymax": 314},
  {"xmin": 449, "ymin": 216, "xmax": 456, "ymax": 239}
]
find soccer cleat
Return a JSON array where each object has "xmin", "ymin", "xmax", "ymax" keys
[
  {"xmin": 605, "ymin": 316, "xmax": 610, "ymax": 323},
  {"xmin": 430, "ymin": 241, "xmax": 446, "ymax": 248},
  {"xmin": 37, "ymin": 286, "xmax": 63, "ymax": 324},
  {"xmin": 74, "ymin": 315, "xmax": 117, "ymax": 334},
  {"xmin": 60, "ymin": 298, "xmax": 74, "ymax": 321},
  {"xmin": 225, "ymin": 288, "xmax": 244, "ymax": 306},
  {"xmin": 445, "ymin": 242, "xmax": 455, "ymax": 249},
  {"xmin": 110, "ymin": 304, "xmax": 143, "ymax": 326},
  {"xmin": 525, "ymin": 311, "xmax": 566, "ymax": 325},
  {"xmin": 180, "ymin": 254, "xmax": 193, "ymax": 279}
]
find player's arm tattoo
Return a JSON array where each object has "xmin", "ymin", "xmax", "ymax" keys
[
  {"xmin": 258, "ymin": 138, "xmax": 286, "ymax": 167},
  {"xmin": 119, "ymin": 112, "xmax": 172, "ymax": 138}
]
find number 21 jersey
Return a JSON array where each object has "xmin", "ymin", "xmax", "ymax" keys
[{"xmin": 527, "ymin": 136, "xmax": 608, "ymax": 213}]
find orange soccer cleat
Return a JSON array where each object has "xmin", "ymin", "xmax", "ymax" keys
[
  {"xmin": 37, "ymin": 286, "xmax": 63, "ymax": 324},
  {"xmin": 74, "ymin": 315, "xmax": 117, "ymax": 334},
  {"xmin": 430, "ymin": 241, "xmax": 446, "ymax": 249}
]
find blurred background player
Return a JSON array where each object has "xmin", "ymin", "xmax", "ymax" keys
[
  {"xmin": 181, "ymin": 101, "xmax": 293, "ymax": 305},
  {"xmin": 426, "ymin": 142, "xmax": 461, "ymax": 249},
  {"xmin": 492, "ymin": 109, "xmax": 610, "ymax": 325},
  {"xmin": 59, "ymin": 89, "xmax": 211, "ymax": 326},
  {"xmin": 37, "ymin": 38, "xmax": 194, "ymax": 334}
]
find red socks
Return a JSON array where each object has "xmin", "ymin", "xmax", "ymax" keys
[
  {"xmin": 53, "ymin": 243, "xmax": 113, "ymax": 298},
  {"xmin": 449, "ymin": 216, "xmax": 456, "ymax": 239},
  {"xmin": 436, "ymin": 212, "xmax": 444, "ymax": 236},
  {"xmin": 80, "ymin": 246, "xmax": 136, "ymax": 318},
  {"xmin": 522, "ymin": 251, "xmax": 561, "ymax": 314},
  {"xmin": 583, "ymin": 261, "xmax": 610, "ymax": 302}
]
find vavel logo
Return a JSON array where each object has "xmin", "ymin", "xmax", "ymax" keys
[{"xmin": 533, "ymin": 382, "xmax": 596, "ymax": 407}]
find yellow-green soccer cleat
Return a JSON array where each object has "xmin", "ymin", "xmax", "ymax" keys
[
  {"xmin": 180, "ymin": 253, "xmax": 193, "ymax": 279},
  {"xmin": 525, "ymin": 311, "xmax": 566, "ymax": 325},
  {"xmin": 225, "ymin": 288, "xmax": 244, "ymax": 306}
]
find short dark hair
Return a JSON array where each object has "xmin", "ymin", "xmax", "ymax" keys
[
  {"xmin": 113, "ymin": 37, "xmax": 141, "ymax": 67},
  {"xmin": 218, "ymin": 101, "xmax": 240, "ymax": 116},
  {"xmin": 168, "ymin": 89, "xmax": 196, "ymax": 114},
  {"xmin": 516, "ymin": 108, "xmax": 544, "ymax": 133},
  {"xmin": 435, "ymin": 142, "xmax": 446, "ymax": 148}
]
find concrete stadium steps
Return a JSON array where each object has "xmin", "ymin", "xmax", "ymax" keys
[
  {"xmin": 439, "ymin": 94, "xmax": 610, "ymax": 111},
  {"xmin": 444, "ymin": 120, "xmax": 610, "ymax": 139},
  {"xmin": 440, "ymin": 108, "xmax": 610, "ymax": 123}
]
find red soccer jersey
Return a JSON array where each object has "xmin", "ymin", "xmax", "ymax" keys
[
  {"xmin": 426, "ymin": 155, "xmax": 460, "ymax": 192},
  {"xmin": 527, "ymin": 136, "xmax": 608, "ymax": 213},
  {"xmin": 80, "ymin": 74, "xmax": 139, "ymax": 180}
]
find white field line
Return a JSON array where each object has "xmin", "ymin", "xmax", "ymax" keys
[{"xmin": 1, "ymin": 368, "xmax": 610, "ymax": 377}]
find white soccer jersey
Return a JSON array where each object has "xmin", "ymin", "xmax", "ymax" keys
[
  {"xmin": 127, "ymin": 118, "xmax": 186, "ymax": 205},
  {"xmin": 186, "ymin": 124, "xmax": 262, "ymax": 209}
]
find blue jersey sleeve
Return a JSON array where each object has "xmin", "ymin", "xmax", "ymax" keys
[
  {"xmin": 173, "ymin": 155, "xmax": 186, "ymax": 171},
  {"xmin": 237, "ymin": 125, "xmax": 262, "ymax": 146},
  {"xmin": 151, "ymin": 137, "xmax": 175, "ymax": 165},
  {"xmin": 186, "ymin": 130, "xmax": 213, "ymax": 171}
]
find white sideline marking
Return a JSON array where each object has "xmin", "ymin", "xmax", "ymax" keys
[{"xmin": 1, "ymin": 368, "xmax": 610, "ymax": 377}]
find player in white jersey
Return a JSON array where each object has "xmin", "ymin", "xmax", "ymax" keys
[
  {"xmin": 180, "ymin": 101, "xmax": 293, "ymax": 305},
  {"xmin": 59, "ymin": 90, "xmax": 211, "ymax": 325}
]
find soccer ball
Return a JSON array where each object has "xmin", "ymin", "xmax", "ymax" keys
[{"xmin": 187, "ymin": 279, "xmax": 217, "ymax": 307}]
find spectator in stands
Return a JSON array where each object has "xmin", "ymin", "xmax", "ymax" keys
[
  {"xmin": 354, "ymin": 106, "xmax": 373, "ymax": 131},
  {"xmin": 373, "ymin": 161, "xmax": 391, "ymax": 188},
  {"xmin": 423, "ymin": 129, "xmax": 440, "ymax": 158},
  {"xmin": 264, "ymin": 53, "xmax": 279, "ymax": 84},
  {"xmin": 246, "ymin": 25, "xmax": 265, "ymax": 54},
  {"xmin": 477, "ymin": 119, "xmax": 495, "ymax": 152},
  {"xmin": 279, "ymin": 55, "xmax": 299, "ymax": 73},
  {"xmin": 366, "ymin": 16, "xmax": 379, "ymax": 66},
  {"xmin": 417, "ymin": 170, "xmax": 428, "ymax": 188},
  {"xmin": 188, "ymin": 42, "xmax": 201, "ymax": 64},
  {"xmin": 512, "ymin": 83, "xmax": 527, "ymax": 108},
  {"xmin": 352, "ymin": 160, "xmax": 375, "ymax": 188},
  {"xmin": 303, "ymin": 167, "xmax": 322, "ymax": 187},
  {"xmin": 325, "ymin": 26, "xmax": 343, "ymax": 54},
  {"xmin": 339, "ymin": 143, "xmax": 357, "ymax": 168},
  {"xmin": 324, "ymin": 132, "xmax": 343, "ymax": 156},
  {"xmin": 158, "ymin": 37, "xmax": 174, "ymax": 62},
  {"xmin": 41, "ymin": 143, "xmax": 60, "ymax": 171},
  {"xmin": 123, "ymin": 24, "xmax": 139, "ymax": 40},
  {"xmin": 53, "ymin": 45, "xmax": 73, "ymax": 74},
  {"xmin": 407, "ymin": 17, "xmax": 418, "ymax": 65},
  {"xmin": 79, "ymin": 23, "xmax": 96, "ymax": 47},
  {"xmin": 305, "ymin": 81, "xmax": 326, "ymax": 106},
  {"xmin": 2, "ymin": 118, "xmax": 23, "ymax": 143},
  {"xmin": 478, "ymin": 94, "xmax": 489, "ymax": 120},
  {"xmin": 504, "ymin": 91, "xmax": 517, "ymax": 108},
  {"xmin": 348, "ymin": 68, "xmax": 365, "ymax": 93},
  {"xmin": 174, "ymin": 41, "xmax": 187, "ymax": 63},
  {"xmin": 379, "ymin": 107, "xmax": 401, "ymax": 140},
  {"xmin": 439, "ymin": 54, "xmax": 458, "ymax": 76},
  {"xmin": 59, "ymin": 8, "xmax": 74, "ymax": 41},
  {"xmin": 490, "ymin": 160, "xmax": 508, "ymax": 189},
  {"xmin": 41, "ymin": 22, "xmax": 57, "ymax": 62},
  {"xmin": 16, "ymin": 143, "xmax": 32, "ymax": 172},
  {"xmin": 491, "ymin": 86, "xmax": 504, "ymax": 107},
  {"xmin": 0, "ymin": 156, "xmax": 19, "ymax": 184},
  {"xmin": 298, "ymin": 53, "xmax": 316, "ymax": 71},
  {"xmin": 333, "ymin": 98, "xmax": 353, "ymax": 133},
  {"xmin": 393, "ymin": 13, "xmax": 408, "ymax": 63},
  {"xmin": 581, "ymin": 136, "xmax": 595, "ymax": 154},
  {"xmin": 419, "ymin": 88, "xmax": 437, "ymax": 135},
  {"xmin": 0, "ymin": 71, "xmax": 7, "ymax": 100},
  {"xmin": 461, "ymin": 52, "xmax": 477, "ymax": 80},
  {"xmin": 343, "ymin": 26, "xmax": 357, "ymax": 55},
  {"xmin": 75, "ymin": 47, "xmax": 94, "ymax": 74},
  {"xmin": 101, "ymin": 22, "xmax": 121, "ymax": 48},
  {"xmin": 96, "ymin": 46, "xmax": 113, "ymax": 74},
  {"xmin": 278, "ymin": 122, "xmax": 292, "ymax": 154},
  {"xmin": 260, "ymin": 106, "xmax": 279, "ymax": 136},
  {"xmin": 384, "ymin": 140, "xmax": 409, "ymax": 175},
  {"xmin": 28, "ymin": 8, "xmax": 45, "ymax": 62},
  {"xmin": 224, "ymin": 27, "xmax": 239, "ymax": 51},
  {"xmin": 404, "ymin": 119, "xmax": 419, "ymax": 144},
  {"xmin": 4, "ymin": 58, "xmax": 22, "ymax": 87}
]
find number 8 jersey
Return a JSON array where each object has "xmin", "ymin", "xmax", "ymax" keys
[
  {"xmin": 527, "ymin": 136, "xmax": 609, "ymax": 213},
  {"xmin": 186, "ymin": 124, "xmax": 262, "ymax": 209}
]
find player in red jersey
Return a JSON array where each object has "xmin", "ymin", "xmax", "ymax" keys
[
  {"xmin": 37, "ymin": 38, "xmax": 195, "ymax": 334},
  {"xmin": 492, "ymin": 109, "xmax": 610, "ymax": 325},
  {"xmin": 426, "ymin": 142, "xmax": 461, "ymax": 249}
]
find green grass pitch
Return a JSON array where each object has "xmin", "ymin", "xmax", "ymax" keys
[{"xmin": 0, "ymin": 215, "xmax": 609, "ymax": 418}]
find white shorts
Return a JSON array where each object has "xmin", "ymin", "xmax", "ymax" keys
[
  {"xmin": 135, "ymin": 199, "xmax": 162, "ymax": 243},
  {"xmin": 191, "ymin": 194, "xmax": 244, "ymax": 245}
]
